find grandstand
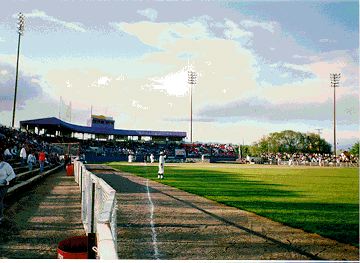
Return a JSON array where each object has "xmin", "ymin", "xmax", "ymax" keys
[
  {"xmin": 16, "ymin": 116, "xmax": 240, "ymax": 163},
  {"xmin": 20, "ymin": 116, "xmax": 186, "ymax": 141}
]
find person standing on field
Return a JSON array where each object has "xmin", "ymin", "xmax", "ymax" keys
[
  {"xmin": 158, "ymin": 151, "xmax": 165, "ymax": 179},
  {"xmin": 0, "ymin": 148, "xmax": 16, "ymax": 225}
]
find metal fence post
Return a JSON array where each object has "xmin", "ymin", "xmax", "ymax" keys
[
  {"xmin": 88, "ymin": 181, "xmax": 96, "ymax": 259},
  {"xmin": 80, "ymin": 166, "xmax": 83, "ymax": 201}
]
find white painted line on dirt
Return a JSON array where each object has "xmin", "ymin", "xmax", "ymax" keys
[{"xmin": 146, "ymin": 179, "xmax": 160, "ymax": 259}]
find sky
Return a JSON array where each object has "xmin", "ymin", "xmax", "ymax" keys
[{"xmin": 0, "ymin": 0, "xmax": 358, "ymax": 148}]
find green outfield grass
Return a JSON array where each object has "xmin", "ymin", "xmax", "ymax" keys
[{"xmin": 109, "ymin": 162, "xmax": 359, "ymax": 246}]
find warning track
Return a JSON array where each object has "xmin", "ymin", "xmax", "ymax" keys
[{"xmin": 91, "ymin": 167, "xmax": 358, "ymax": 260}]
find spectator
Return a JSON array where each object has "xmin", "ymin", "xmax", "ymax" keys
[
  {"xmin": 0, "ymin": 148, "xmax": 16, "ymax": 225},
  {"xmin": 10, "ymin": 146, "xmax": 17, "ymax": 157},
  {"xmin": 64, "ymin": 154, "xmax": 70, "ymax": 170},
  {"xmin": 3, "ymin": 147, "xmax": 12, "ymax": 161},
  {"xmin": 38, "ymin": 150, "xmax": 46, "ymax": 173},
  {"xmin": 19, "ymin": 145, "xmax": 27, "ymax": 166},
  {"xmin": 27, "ymin": 151, "xmax": 37, "ymax": 171}
]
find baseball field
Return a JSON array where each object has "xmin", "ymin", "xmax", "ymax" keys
[{"xmin": 109, "ymin": 162, "xmax": 359, "ymax": 247}]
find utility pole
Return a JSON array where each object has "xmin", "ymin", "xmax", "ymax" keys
[
  {"xmin": 330, "ymin": 73, "xmax": 341, "ymax": 156},
  {"xmin": 188, "ymin": 70, "xmax": 197, "ymax": 143},
  {"xmin": 12, "ymin": 12, "xmax": 25, "ymax": 128}
]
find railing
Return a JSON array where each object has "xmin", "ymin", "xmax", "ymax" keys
[{"xmin": 73, "ymin": 160, "xmax": 118, "ymax": 259}]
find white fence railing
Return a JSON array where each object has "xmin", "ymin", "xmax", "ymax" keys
[{"xmin": 73, "ymin": 160, "xmax": 118, "ymax": 259}]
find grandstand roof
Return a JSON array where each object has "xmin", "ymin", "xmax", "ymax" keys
[{"xmin": 20, "ymin": 117, "xmax": 186, "ymax": 138}]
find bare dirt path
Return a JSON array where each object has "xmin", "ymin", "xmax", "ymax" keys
[
  {"xmin": 0, "ymin": 170, "xmax": 84, "ymax": 259},
  {"xmin": 93, "ymin": 168, "xmax": 359, "ymax": 261}
]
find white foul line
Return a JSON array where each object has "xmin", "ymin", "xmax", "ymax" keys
[{"xmin": 146, "ymin": 179, "xmax": 160, "ymax": 259}]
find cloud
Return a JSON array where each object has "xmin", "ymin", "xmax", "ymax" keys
[
  {"xmin": 258, "ymin": 61, "xmax": 316, "ymax": 86},
  {"xmin": 254, "ymin": 49, "xmax": 358, "ymax": 105},
  {"xmin": 111, "ymin": 20, "xmax": 210, "ymax": 47},
  {"xmin": 319, "ymin": 38, "xmax": 336, "ymax": 43},
  {"xmin": 132, "ymin": 100, "xmax": 149, "ymax": 110},
  {"xmin": 90, "ymin": 76, "xmax": 112, "ymax": 88},
  {"xmin": 0, "ymin": 70, "xmax": 8, "ymax": 75},
  {"xmin": 197, "ymin": 95, "xmax": 359, "ymax": 125},
  {"xmin": 137, "ymin": 8, "xmax": 158, "ymax": 21},
  {"xmin": 21, "ymin": 9, "xmax": 86, "ymax": 32},
  {"xmin": 240, "ymin": 20, "xmax": 276, "ymax": 33},
  {"xmin": 163, "ymin": 116, "xmax": 215, "ymax": 123},
  {"xmin": 0, "ymin": 62, "xmax": 43, "ymax": 111},
  {"xmin": 145, "ymin": 68, "xmax": 189, "ymax": 96},
  {"xmin": 0, "ymin": 13, "xmax": 355, "ymax": 143},
  {"xmin": 223, "ymin": 19, "xmax": 253, "ymax": 41},
  {"xmin": 111, "ymin": 18, "xmax": 258, "ymax": 104}
]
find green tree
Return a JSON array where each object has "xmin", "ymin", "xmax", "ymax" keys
[
  {"xmin": 349, "ymin": 142, "xmax": 359, "ymax": 156},
  {"xmin": 237, "ymin": 145, "xmax": 252, "ymax": 157},
  {"xmin": 251, "ymin": 130, "xmax": 331, "ymax": 154}
]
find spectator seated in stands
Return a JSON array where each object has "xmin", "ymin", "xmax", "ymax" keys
[{"xmin": 3, "ymin": 146, "xmax": 12, "ymax": 161}]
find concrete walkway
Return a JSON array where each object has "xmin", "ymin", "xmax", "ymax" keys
[
  {"xmin": 93, "ymin": 168, "xmax": 359, "ymax": 261},
  {"xmin": 0, "ymin": 170, "xmax": 84, "ymax": 259}
]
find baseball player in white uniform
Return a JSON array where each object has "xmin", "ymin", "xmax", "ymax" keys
[{"xmin": 158, "ymin": 151, "xmax": 165, "ymax": 179}]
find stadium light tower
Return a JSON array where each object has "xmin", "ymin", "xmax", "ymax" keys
[
  {"xmin": 188, "ymin": 70, "xmax": 197, "ymax": 143},
  {"xmin": 12, "ymin": 12, "xmax": 25, "ymax": 128},
  {"xmin": 330, "ymin": 73, "xmax": 341, "ymax": 156}
]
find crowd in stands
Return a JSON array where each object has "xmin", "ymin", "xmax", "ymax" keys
[
  {"xmin": 1, "ymin": 124, "xmax": 238, "ymax": 167},
  {"xmin": 1, "ymin": 124, "xmax": 358, "ymax": 166},
  {"xmin": 181, "ymin": 143, "xmax": 236, "ymax": 158},
  {"xmin": 250, "ymin": 152, "xmax": 359, "ymax": 166},
  {"xmin": 0, "ymin": 125, "xmax": 61, "ymax": 172},
  {"xmin": 79, "ymin": 140, "xmax": 237, "ymax": 159}
]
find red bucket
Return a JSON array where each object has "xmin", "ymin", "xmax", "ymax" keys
[
  {"xmin": 66, "ymin": 164, "xmax": 74, "ymax": 176},
  {"xmin": 57, "ymin": 236, "xmax": 88, "ymax": 259}
]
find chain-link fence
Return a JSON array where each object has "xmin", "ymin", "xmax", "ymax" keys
[{"xmin": 73, "ymin": 160, "xmax": 118, "ymax": 259}]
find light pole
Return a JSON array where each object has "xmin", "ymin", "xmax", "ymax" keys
[
  {"xmin": 330, "ymin": 73, "xmax": 341, "ymax": 156},
  {"xmin": 188, "ymin": 70, "xmax": 197, "ymax": 143},
  {"xmin": 12, "ymin": 12, "xmax": 25, "ymax": 128}
]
